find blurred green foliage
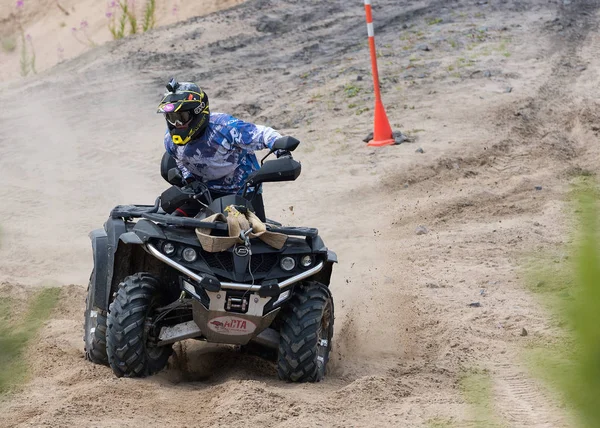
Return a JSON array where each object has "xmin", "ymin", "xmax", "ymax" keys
[
  {"xmin": 142, "ymin": 0, "xmax": 156, "ymax": 32},
  {"xmin": 109, "ymin": 0, "xmax": 156, "ymax": 40},
  {"xmin": 524, "ymin": 177, "xmax": 600, "ymax": 427},
  {"xmin": 0, "ymin": 288, "xmax": 61, "ymax": 395},
  {"xmin": 1, "ymin": 36, "xmax": 17, "ymax": 53},
  {"xmin": 565, "ymin": 180, "xmax": 600, "ymax": 427}
]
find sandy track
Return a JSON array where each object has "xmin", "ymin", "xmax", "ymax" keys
[{"xmin": 1, "ymin": 0, "xmax": 599, "ymax": 426}]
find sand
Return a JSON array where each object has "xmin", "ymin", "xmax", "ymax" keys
[{"xmin": 1, "ymin": 0, "xmax": 598, "ymax": 426}]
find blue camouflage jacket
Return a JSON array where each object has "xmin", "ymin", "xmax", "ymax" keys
[{"xmin": 164, "ymin": 112, "xmax": 282, "ymax": 193}]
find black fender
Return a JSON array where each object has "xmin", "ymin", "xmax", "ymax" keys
[
  {"xmin": 327, "ymin": 249, "xmax": 338, "ymax": 263},
  {"xmin": 91, "ymin": 214, "xmax": 179, "ymax": 312},
  {"xmin": 119, "ymin": 231, "xmax": 144, "ymax": 244},
  {"xmin": 89, "ymin": 228, "xmax": 109, "ymax": 313},
  {"xmin": 89, "ymin": 217, "xmax": 127, "ymax": 312},
  {"xmin": 107, "ymin": 219, "xmax": 173, "ymax": 304},
  {"xmin": 312, "ymin": 250, "xmax": 338, "ymax": 286}
]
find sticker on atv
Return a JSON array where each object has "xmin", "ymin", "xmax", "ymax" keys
[{"xmin": 207, "ymin": 316, "xmax": 257, "ymax": 335}]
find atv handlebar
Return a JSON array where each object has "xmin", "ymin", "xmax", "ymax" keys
[{"xmin": 110, "ymin": 198, "xmax": 161, "ymax": 219}]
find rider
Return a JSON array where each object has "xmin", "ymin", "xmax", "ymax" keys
[{"xmin": 157, "ymin": 78, "xmax": 286, "ymax": 221}]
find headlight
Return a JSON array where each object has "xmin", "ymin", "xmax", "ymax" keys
[
  {"xmin": 163, "ymin": 242, "xmax": 175, "ymax": 255},
  {"xmin": 300, "ymin": 255, "xmax": 313, "ymax": 267},
  {"xmin": 182, "ymin": 247, "xmax": 197, "ymax": 262},
  {"xmin": 280, "ymin": 256, "xmax": 296, "ymax": 271}
]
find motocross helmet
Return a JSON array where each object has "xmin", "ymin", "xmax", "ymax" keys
[{"xmin": 157, "ymin": 78, "xmax": 210, "ymax": 145}]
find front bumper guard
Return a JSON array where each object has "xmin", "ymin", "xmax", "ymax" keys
[{"xmin": 145, "ymin": 243, "xmax": 323, "ymax": 292}]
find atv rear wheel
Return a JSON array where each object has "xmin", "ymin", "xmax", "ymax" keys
[
  {"xmin": 106, "ymin": 273, "xmax": 172, "ymax": 377},
  {"xmin": 277, "ymin": 282, "xmax": 334, "ymax": 382},
  {"xmin": 83, "ymin": 274, "xmax": 108, "ymax": 366}
]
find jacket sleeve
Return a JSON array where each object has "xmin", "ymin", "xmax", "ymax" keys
[
  {"xmin": 164, "ymin": 131, "xmax": 193, "ymax": 180},
  {"xmin": 226, "ymin": 118, "xmax": 282, "ymax": 151}
]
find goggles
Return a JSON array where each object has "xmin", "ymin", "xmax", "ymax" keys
[{"xmin": 165, "ymin": 111, "xmax": 192, "ymax": 126}]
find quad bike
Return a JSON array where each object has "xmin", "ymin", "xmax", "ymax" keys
[{"xmin": 83, "ymin": 137, "xmax": 337, "ymax": 382}]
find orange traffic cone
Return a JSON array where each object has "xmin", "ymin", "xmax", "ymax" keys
[
  {"xmin": 368, "ymin": 99, "xmax": 395, "ymax": 147},
  {"xmin": 364, "ymin": 0, "xmax": 395, "ymax": 148}
]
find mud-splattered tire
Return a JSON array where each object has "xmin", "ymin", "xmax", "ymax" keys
[
  {"xmin": 106, "ymin": 273, "xmax": 172, "ymax": 377},
  {"xmin": 277, "ymin": 282, "xmax": 334, "ymax": 382},
  {"xmin": 83, "ymin": 274, "xmax": 109, "ymax": 366}
]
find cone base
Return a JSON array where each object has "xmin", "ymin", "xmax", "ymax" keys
[{"xmin": 367, "ymin": 138, "xmax": 395, "ymax": 147}]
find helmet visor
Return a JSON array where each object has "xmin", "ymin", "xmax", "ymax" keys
[{"xmin": 165, "ymin": 111, "xmax": 192, "ymax": 127}]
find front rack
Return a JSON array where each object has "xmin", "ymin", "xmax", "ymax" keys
[{"xmin": 110, "ymin": 204, "xmax": 319, "ymax": 237}]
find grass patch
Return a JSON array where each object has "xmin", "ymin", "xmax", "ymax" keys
[
  {"xmin": 1, "ymin": 36, "xmax": 17, "ymax": 53},
  {"xmin": 426, "ymin": 17, "xmax": 444, "ymax": 25},
  {"xmin": 427, "ymin": 417, "xmax": 455, "ymax": 427},
  {"xmin": 566, "ymin": 166, "xmax": 595, "ymax": 178},
  {"xmin": 522, "ymin": 176, "xmax": 600, "ymax": 427},
  {"xmin": 343, "ymin": 83, "xmax": 361, "ymax": 98},
  {"xmin": 460, "ymin": 368, "xmax": 504, "ymax": 427},
  {"xmin": 107, "ymin": 0, "xmax": 155, "ymax": 39},
  {"xmin": 523, "ymin": 249, "xmax": 574, "ymax": 327},
  {"xmin": 141, "ymin": 0, "xmax": 156, "ymax": 32},
  {"xmin": 0, "ymin": 287, "xmax": 61, "ymax": 395}
]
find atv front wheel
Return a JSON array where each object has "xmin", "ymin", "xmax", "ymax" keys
[
  {"xmin": 106, "ymin": 273, "xmax": 172, "ymax": 377},
  {"xmin": 277, "ymin": 282, "xmax": 334, "ymax": 382},
  {"xmin": 83, "ymin": 274, "xmax": 108, "ymax": 366}
]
